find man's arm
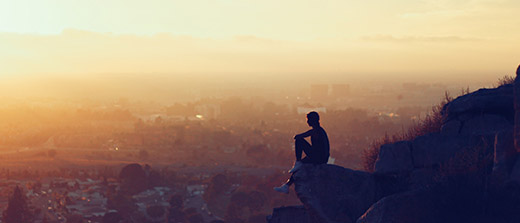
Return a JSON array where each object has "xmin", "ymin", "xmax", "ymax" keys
[{"xmin": 294, "ymin": 129, "xmax": 313, "ymax": 139}]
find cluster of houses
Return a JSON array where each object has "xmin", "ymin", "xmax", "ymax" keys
[{"xmin": 0, "ymin": 176, "xmax": 221, "ymax": 223}]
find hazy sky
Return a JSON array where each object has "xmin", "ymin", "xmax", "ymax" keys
[{"xmin": 0, "ymin": 0, "xmax": 519, "ymax": 81}]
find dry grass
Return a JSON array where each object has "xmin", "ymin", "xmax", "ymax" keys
[
  {"xmin": 363, "ymin": 91, "xmax": 466, "ymax": 172},
  {"xmin": 495, "ymin": 75, "xmax": 515, "ymax": 87},
  {"xmin": 431, "ymin": 142, "xmax": 494, "ymax": 222},
  {"xmin": 437, "ymin": 143, "xmax": 492, "ymax": 177},
  {"xmin": 363, "ymin": 134, "xmax": 399, "ymax": 173}
]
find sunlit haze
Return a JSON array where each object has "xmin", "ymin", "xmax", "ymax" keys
[
  {"xmin": 0, "ymin": 0, "xmax": 519, "ymax": 84},
  {"xmin": 1, "ymin": 1, "xmax": 520, "ymax": 222}
]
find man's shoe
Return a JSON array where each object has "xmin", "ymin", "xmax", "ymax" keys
[
  {"xmin": 289, "ymin": 161, "xmax": 303, "ymax": 173},
  {"xmin": 274, "ymin": 184, "xmax": 289, "ymax": 194}
]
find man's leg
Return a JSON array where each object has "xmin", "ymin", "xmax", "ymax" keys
[
  {"xmin": 286, "ymin": 175, "xmax": 295, "ymax": 186},
  {"xmin": 300, "ymin": 156, "xmax": 314, "ymax": 164},
  {"xmin": 274, "ymin": 174, "xmax": 294, "ymax": 194},
  {"xmin": 276, "ymin": 140, "xmax": 314, "ymax": 193},
  {"xmin": 289, "ymin": 138, "xmax": 312, "ymax": 173},
  {"xmin": 295, "ymin": 137, "xmax": 312, "ymax": 161}
]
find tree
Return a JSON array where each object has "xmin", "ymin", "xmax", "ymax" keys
[
  {"xmin": 102, "ymin": 211, "xmax": 122, "ymax": 223},
  {"xmin": 146, "ymin": 205, "xmax": 165, "ymax": 219},
  {"xmin": 2, "ymin": 186, "xmax": 33, "ymax": 223},
  {"xmin": 209, "ymin": 174, "xmax": 230, "ymax": 194},
  {"xmin": 188, "ymin": 213, "xmax": 204, "ymax": 223},
  {"xmin": 230, "ymin": 192, "xmax": 250, "ymax": 207},
  {"xmin": 65, "ymin": 214, "xmax": 83, "ymax": 223},
  {"xmin": 106, "ymin": 193, "xmax": 138, "ymax": 222},
  {"xmin": 148, "ymin": 170, "xmax": 164, "ymax": 187},
  {"xmin": 167, "ymin": 208, "xmax": 187, "ymax": 223},
  {"xmin": 247, "ymin": 191, "xmax": 267, "ymax": 212},
  {"xmin": 204, "ymin": 174, "xmax": 230, "ymax": 203},
  {"xmin": 167, "ymin": 194, "xmax": 186, "ymax": 223},
  {"xmin": 169, "ymin": 194, "xmax": 184, "ymax": 210},
  {"xmin": 119, "ymin": 163, "xmax": 148, "ymax": 195},
  {"xmin": 226, "ymin": 191, "xmax": 252, "ymax": 221},
  {"xmin": 248, "ymin": 214, "xmax": 267, "ymax": 223}
]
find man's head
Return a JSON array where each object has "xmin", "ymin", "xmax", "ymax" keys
[{"xmin": 306, "ymin": 111, "xmax": 320, "ymax": 127}]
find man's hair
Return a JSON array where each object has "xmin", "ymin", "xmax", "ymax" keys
[{"xmin": 307, "ymin": 111, "xmax": 320, "ymax": 122}]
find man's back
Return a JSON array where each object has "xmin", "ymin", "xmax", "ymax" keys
[{"xmin": 310, "ymin": 126, "xmax": 330, "ymax": 163}]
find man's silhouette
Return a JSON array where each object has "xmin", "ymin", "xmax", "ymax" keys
[{"xmin": 274, "ymin": 111, "xmax": 330, "ymax": 193}]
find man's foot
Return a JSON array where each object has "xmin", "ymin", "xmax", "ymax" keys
[
  {"xmin": 274, "ymin": 184, "xmax": 289, "ymax": 194},
  {"xmin": 289, "ymin": 161, "xmax": 303, "ymax": 173}
]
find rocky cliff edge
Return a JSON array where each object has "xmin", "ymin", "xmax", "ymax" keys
[{"xmin": 268, "ymin": 65, "xmax": 520, "ymax": 223}]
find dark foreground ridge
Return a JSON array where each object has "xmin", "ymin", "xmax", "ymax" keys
[{"xmin": 268, "ymin": 65, "xmax": 520, "ymax": 223}]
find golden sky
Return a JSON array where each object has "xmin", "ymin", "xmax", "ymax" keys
[{"xmin": 0, "ymin": 0, "xmax": 519, "ymax": 80}]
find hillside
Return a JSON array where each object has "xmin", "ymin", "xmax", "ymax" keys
[{"xmin": 268, "ymin": 65, "xmax": 520, "ymax": 223}]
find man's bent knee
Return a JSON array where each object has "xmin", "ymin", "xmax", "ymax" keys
[{"xmin": 295, "ymin": 137, "xmax": 309, "ymax": 146}]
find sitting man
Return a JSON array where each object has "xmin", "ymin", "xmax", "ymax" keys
[{"xmin": 274, "ymin": 111, "xmax": 330, "ymax": 193}]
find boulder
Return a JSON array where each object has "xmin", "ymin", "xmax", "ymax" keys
[
  {"xmin": 293, "ymin": 164, "xmax": 376, "ymax": 223},
  {"xmin": 412, "ymin": 133, "xmax": 494, "ymax": 168},
  {"xmin": 509, "ymin": 156, "xmax": 520, "ymax": 184},
  {"xmin": 515, "ymin": 113, "xmax": 520, "ymax": 152},
  {"xmin": 412, "ymin": 133, "xmax": 468, "ymax": 168},
  {"xmin": 442, "ymin": 84, "xmax": 514, "ymax": 123},
  {"xmin": 357, "ymin": 190, "xmax": 437, "ymax": 223},
  {"xmin": 492, "ymin": 130, "xmax": 517, "ymax": 183},
  {"xmin": 514, "ymin": 64, "xmax": 520, "ymax": 111},
  {"xmin": 409, "ymin": 168, "xmax": 437, "ymax": 190},
  {"xmin": 440, "ymin": 120, "xmax": 461, "ymax": 135},
  {"xmin": 267, "ymin": 206, "xmax": 311, "ymax": 223},
  {"xmin": 374, "ymin": 141, "xmax": 413, "ymax": 174},
  {"xmin": 459, "ymin": 114, "xmax": 512, "ymax": 135},
  {"xmin": 515, "ymin": 65, "xmax": 520, "ymax": 152}
]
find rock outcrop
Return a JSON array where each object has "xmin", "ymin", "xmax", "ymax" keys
[
  {"xmin": 511, "ymin": 65, "xmax": 520, "ymax": 184},
  {"xmin": 292, "ymin": 164, "xmax": 376, "ymax": 223},
  {"xmin": 269, "ymin": 66, "xmax": 520, "ymax": 223},
  {"xmin": 492, "ymin": 130, "xmax": 516, "ymax": 183},
  {"xmin": 267, "ymin": 206, "xmax": 310, "ymax": 223},
  {"xmin": 372, "ymin": 84, "xmax": 514, "ymax": 177},
  {"xmin": 357, "ymin": 190, "xmax": 437, "ymax": 223},
  {"xmin": 374, "ymin": 141, "xmax": 413, "ymax": 174},
  {"xmin": 442, "ymin": 85, "xmax": 514, "ymax": 127},
  {"xmin": 374, "ymin": 86, "xmax": 515, "ymax": 176},
  {"xmin": 267, "ymin": 164, "xmax": 409, "ymax": 223},
  {"xmin": 514, "ymin": 65, "xmax": 520, "ymax": 152}
]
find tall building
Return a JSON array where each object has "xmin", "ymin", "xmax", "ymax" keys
[
  {"xmin": 194, "ymin": 104, "xmax": 221, "ymax": 120},
  {"xmin": 311, "ymin": 84, "xmax": 329, "ymax": 100},
  {"xmin": 331, "ymin": 84, "xmax": 350, "ymax": 98}
]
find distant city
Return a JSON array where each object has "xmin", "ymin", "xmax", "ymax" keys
[{"xmin": 0, "ymin": 79, "xmax": 504, "ymax": 223}]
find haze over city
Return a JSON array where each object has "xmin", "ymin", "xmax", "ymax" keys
[{"xmin": 0, "ymin": 1, "xmax": 519, "ymax": 223}]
